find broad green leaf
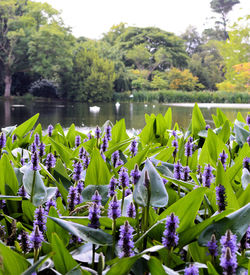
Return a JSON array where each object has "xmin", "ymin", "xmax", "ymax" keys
[
  {"xmin": 198, "ymin": 203, "xmax": 250, "ymax": 246},
  {"xmin": 109, "ymin": 119, "xmax": 129, "ymax": 148},
  {"xmin": 82, "ymin": 185, "xmax": 109, "ymax": 205},
  {"xmin": 66, "ymin": 123, "xmax": 77, "ymax": 148},
  {"xmin": 154, "ymin": 147, "xmax": 175, "ymax": 162},
  {"xmin": 241, "ymin": 168, "xmax": 250, "ymax": 190},
  {"xmin": 133, "ymin": 159, "xmax": 168, "ymax": 207},
  {"xmin": 164, "ymin": 108, "xmax": 172, "ymax": 130},
  {"xmin": 12, "ymin": 113, "xmax": 39, "ymax": 139},
  {"xmin": 155, "ymin": 113, "xmax": 168, "ymax": 144},
  {"xmin": 105, "ymin": 138, "xmax": 132, "ymax": 158},
  {"xmin": 22, "ymin": 200, "xmax": 36, "ymax": 222},
  {"xmin": 218, "ymin": 120, "xmax": 230, "ymax": 144},
  {"xmin": 124, "ymin": 146, "xmax": 150, "ymax": 172},
  {"xmin": 0, "ymin": 154, "xmax": 19, "ymax": 195},
  {"xmin": 0, "ymin": 241, "xmax": 30, "ymax": 274},
  {"xmin": 49, "ymin": 138, "xmax": 72, "ymax": 166},
  {"xmin": 48, "ymin": 216, "xmax": 113, "ymax": 246},
  {"xmin": 207, "ymin": 261, "xmax": 220, "ymax": 275},
  {"xmin": 51, "ymin": 233, "xmax": 78, "ymax": 274},
  {"xmin": 234, "ymin": 120, "xmax": 250, "ymax": 147},
  {"xmin": 21, "ymin": 253, "xmax": 52, "ymax": 275},
  {"xmin": 148, "ymin": 256, "xmax": 170, "ymax": 275},
  {"xmin": 139, "ymin": 117, "xmax": 156, "ymax": 146},
  {"xmin": 192, "ymin": 103, "xmax": 206, "ymax": 138},
  {"xmin": 85, "ymin": 148, "xmax": 111, "ymax": 186}
]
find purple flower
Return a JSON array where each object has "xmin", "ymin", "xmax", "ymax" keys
[
  {"xmin": 45, "ymin": 153, "xmax": 56, "ymax": 169},
  {"xmin": 119, "ymin": 167, "xmax": 130, "ymax": 188},
  {"xmin": 108, "ymin": 177, "xmax": 117, "ymax": 197},
  {"xmin": 220, "ymin": 230, "xmax": 237, "ymax": 256},
  {"xmin": 0, "ymin": 133, "xmax": 6, "ymax": 149},
  {"xmin": 220, "ymin": 247, "xmax": 237, "ymax": 275},
  {"xmin": 144, "ymin": 170, "xmax": 150, "ymax": 189},
  {"xmin": 246, "ymin": 225, "xmax": 250, "ymax": 249},
  {"xmin": 125, "ymin": 188, "xmax": 132, "ymax": 196},
  {"xmin": 95, "ymin": 126, "xmax": 101, "ymax": 139},
  {"xmin": 69, "ymin": 234, "xmax": 82, "ymax": 245},
  {"xmin": 39, "ymin": 142, "xmax": 45, "ymax": 158},
  {"xmin": 101, "ymin": 136, "xmax": 109, "ymax": 152},
  {"xmin": 18, "ymin": 230, "xmax": 31, "ymax": 254},
  {"xmin": 182, "ymin": 166, "xmax": 190, "ymax": 181},
  {"xmin": 111, "ymin": 151, "xmax": 120, "ymax": 168},
  {"xmin": 20, "ymin": 158, "xmax": 25, "ymax": 166},
  {"xmin": 92, "ymin": 190, "xmax": 102, "ymax": 206},
  {"xmin": 118, "ymin": 221, "xmax": 134, "ymax": 258},
  {"xmin": 12, "ymin": 134, "xmax": 17, "ymax": 143},
  {"xmin": 73, "ymin": 161, "xmax": 83, "ymax": 182},
  {"xmin": 172, "ymin": 130, "xmax": 177, "ymax": 138},
  {"xmin": 129, "ymin": 139, "xmax": 137, "ymax": 157},
  {"xmin": 67, "ymin": 186, "xmax": 78, "ymax": 212},
  {"xmin": 79, "ymin": 147, "xmax": 85, "ymax": 160},
  {"xmin": 34, "ymin": 133, "xmax": 40, "ymax": 146},
  {"xmin": 174, "ymin": 160, "xmax": 183, "ymax": 180},
  {"xmin": 33, "ymin": 206, "xmax": 47, "ymax": 233},
  {"xmin": 172, "ymin": 139, "xmax": 178, "ymax": 159},
  {"xmin": 76, "ymin": 181, "xmax": 84, "ymax": 194},
  {"xmin": 184, "ymin": 264, "xmax": 199, "ymax": 275},
  {"xmin": 162, "ymin": 213, "xmax": 179, "ymax": 250},
  {"xmin": 185, "ymin": 140, "xmax": 193, "ymax": 157},
  {"xmin": 83, "ymin": 154, "xmax": 90, "ymax": 169},
  {"xmin": 207, "ymin": 234, "xmax": 218, "ymax": 257},
  {"xmin": 247, "ymin": 136, "xmax": 250, "ymax": 146},
  {"xmin": 47, "ymin": 125, "xmax": 53, "ymax": 137},
  {"xmin": 206, "ymin": 124, "xmax": 211, "ymax": 130},
  {"xmin": 219, "ymin": 150, "xmax": 228, "ymax": 170},
  {"xmin": 55, "ymin": 188, "xmax": 61, "ymax": 199},
  {"xmin": 75, "ymin": 135, "xmax": 81, "ymax": 147},
  {"xmin": 130, "ymin": 164, "xmax": 141, "ymax": 186},
  {"xmin": 87, "ymin": 133, "xmax": 92, "ymax": 140},
  {"xmin": 18, "ymin": 186, "xmax": 28, "ymax": 199},
  {"xmin": 45, "ymin": 199, "xmax": 57, "ymax": 214},
  {"xmin": 30, "ymin": 142, "xmax": 37, "ymax": 154},
  {"xmin": 243, "ymin": 157, "xmax": 249, "ymax": 171},
  {"xmin": 88, "ymin": 203, "xmax": 101, "ymax": 229},
  {"xmin": 246, "ymin": 114, "xmax": 250, "ymax": 127},
  {"xmin": 0, "ymin": 200, "xmax": 5, "ymax": 210},
  {"xmin": 162, "ymin": 178, "xmax": 168, "ymax": 185},
  {"xmin": 30, "ymin": 225, "xmax": 44, "ymax": 250},
  {"xmin": 202, "ymin": 164, "xmax": 213, "ymax": 188},
  {"xmin": 216, "ymin": 184, "xmax": 227, "ymax": 212},
  {"xmin": 100, "ymin": 150, "xmax": 106, "ymax": 162},
  {"xmin": 105, "ymin": 125, "xmax": 112, "ymax": 140},
  {"xmin": 31, "ymin": 152, "xmax": 40, "ymax": 171},
  {"xmin": 127, "ymin": 202, "xmax": 136, "ymax": 218},
  {"xmin": 108, "ymin": 195, "xmax": 121, "ymax": 220}
]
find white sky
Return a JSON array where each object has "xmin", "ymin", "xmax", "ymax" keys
[{"xmin": 38, "ymin": 0, "xmax": 250, "ymax": 39}]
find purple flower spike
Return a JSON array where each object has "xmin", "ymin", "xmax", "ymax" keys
[
  {"xmin": 162, "ymin": 213, "xmax": 179, "ymax": 250},
  {"xmin": 129, "ymin": 139, "xmax": 138, "ymax": 157},
  {"xmin": 95, "ymin": 126, "xmax": 101, "ymax": 139},
  {"xmin": 172, "ymin": 130, "xmax": 177, "ymax": 138},
  {"xmin": 30, "ymin": 142, "xmax": 37, "ymax": 154},
  {"xmin": 246, "ymin": 114, "xmax": 250, "ymax": 127},
  {"xmin": 45, "ymin": 153, "xmax": 56, "ymax": 169},
  {"xmin": 202, "ymin": 164, "xmax": 213, "ymax": 188},
  {"xmin": 206, "ymin": 124, "xmax": 211, "ymax": 130},
  {"xmin": 247, "ymin": 136, "xmax": 250, "ymax": 146},
  {"xmin": 108, "ymin": 195, "xmax": 121, "ymax": 220},
  {"xmin": 31, "ymin": 152, "xmax": 40, "ymax": 171},
  {"xmin": 125, "ymin": 188, "xmax": 132, "ymax": 197},
  {"xmin": 20, "ymin": 158, "xmax": 25, "ymax": 166},
  {"xmin": 118, "ymin": 221, "xmax": 134, "ymax": 258},
  {"xmin": 76, "ymin": 181, "xmax": 84, "ymax": 194},
  {"xmin": 243, "ymin": 157, "xmax": 249, "ymax": 171},
  {"xmin": 105, "ymin": 125, "xmax": 112, "ymax": 140},
  {"xmin": 119, "ymin": 167, "xmax": 130, "ymax": 188},
  {"xmin": 184, "ymin": 264, "xmax": 199, "ymax": 275},
  {"xmin": 185, "ymin": 140, "xmax": 193, "ymax": 157},
  {"xmin": 207, "ymin": 234, "xmax": 218, "ymax": 257},
  {"xmin": 111, "ymin": 151, "xmax": 120, "ymax": 168},
  {"xmin": 33, "ymin": 206, "xmax": 47, "ymax": 233},
  {"xmin": 174, "ymin": 160, "xmax": 183, "ymax": 180},
  {"xmin": 127, "ymin": 202, "xmax": 136, "ymax": 218},
  {"xmin": 172, "ymin": 139, "xmax": 178, "ymax": 159},
  {"xmin": 88, "ymin": 203, "xmax": 101, "ymax": 229},
  {"xmin": 45, "ymin": 199, "xmax": 57, "ymax": 214},
  {"xmin": 12, "ymin": 134, "xmax": 17, "ymax": 143},
  {"xmin": 30, "ymin": 225, "xmax": 44, "ymax": 250},
  {"xmin": 39, "ymin": 142, "xmax": 45, "ymax": 158},
  {"xmin": 18, "ymin": 230, "xmax": 31, "ymax": 254},
  {"xmin": 101, "ymin": 135, "xmax": 109, "ymax": 152},
  {"xmin": 108, "ymin": 177, "xmax": 117, "ymax": 198},
  {"xmin": 92, "ymin": 190, "xmax": 102, "ymax": 206},
  {"xmin": 79, "ymin": 147, "xmax": 85, "ymax": 160},
  {"xmin": 220, "ymin": 230, "xmax": 237, "ymax": 256},
  {"xmin": 75, "ymin": 135, "xmax": 81, "ymax": 147},
  {"xmin": 182, "ymin": 166, "xmax": 191, "ymax": 181},
  {"xmin": 216, "ymin": 184, "xmax": 227, "ymax": 212},
  {"xmin": 0, "ymin": 133, "xmax": 6, "ymax": 149},
  {"xmin": 220, "ymin": 247, "xmax": 237, "ymax": 275},
  {"xmin": 73, "ymin": 161, "xmax": 83, "ymax": 182},
  {"xmin": 55, "ymin": 188, "xmax": 61, "ymax": 199},
  {"xmin": 47, "ymin": 125, "xmax": 53, "ymax": 137},
  {"xmin": 219, "ymin": 150, "xmax": 228, "ymax": 170},
  {"xmin": 18, "ymin": 186, "xmax": 28, "ymax": 199},
  {"xmin": 67, "ymin": 186, "xmax": 78, "ymax": 212},
  {"xmin": 34, "ymin": 133, "xmax": 40, "ymax": 146},
  {"xmin": 130, "ymin": 164, "xmax": 141, "ymax": 185}
]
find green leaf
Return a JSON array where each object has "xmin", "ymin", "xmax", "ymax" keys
[
  {"xmin": 82, "ymin": 185, "xmax": 109, "ymax": 205},
  {"xmin": 49, "ymin": 138, "xmax": 72, "ymax": 166},
  {"xmin": 85, "ymin": 148, "xmax": 111, "ymax": 186},
  {"xmin": 66, "ymin": 123, "xmax": 77, "ymax": 148},
  {"xmin": 198, "ymin": 203, "xmax": 250, "ymax": 246},
  {"xmin": 164, "ymin": 108, "xmax": 172, "ymax": 130},
  {"xmin": 21, "ymin": 253, "xmax": 52, "ymax": 275},
  {"xmin": 0, "ymin": 241, "xmax": 30, "ymax": 274},
  {"xmin": 218, "ymin": 120, "xmax": 230, "ymax": 144},
  {"xmin": 51, "ymin": 233, "xmax": 78, "ymax": 274},
  {"xmin": 124, "ymin": 146, "xmax": 150, "ymax": 172},
  {"xmin": 109, "ymin": 119, "xmax": 129, "ymax": 147},
  {"xmin": 154, "ymin": 147, "xmax": 175, "ymax": 162},
  {"xmin": 234, "ymin": 120, "xmax": 250, "ymax": 147},
  {"xmin": 0, "ymin": 154, "xmax": 19, "ymax": 195},
  {"xmin": 207, "ymin": 261, "xmax": 220, "ymax": 275},
  {"xmin": 133, "ymin": 159, "xmax": 168, "ymax": 207},
  {"xmin": 12, "ymin": 114, "xmax": 39, "ymax": 139},
  {"xmin": 139, "ymin": 117, "xmax": 156, "ymax": 146},
  {"xmin": 148, "ymin": 256, "xmax": 170, "ymax": 275},
  {"xmin": 48, "ymin": 216, "xmax": 113, "ymax": 245},
  {"xmin": 22, "ymin": 200, "xmax": 36, "ymax": 222},
  {"xmin": 192, "ymin": 103, "xmax": 206, "ymax": 138},
  {"xmin": 0, "ymin": 195, "xmax": 21, "ymax": 201}
]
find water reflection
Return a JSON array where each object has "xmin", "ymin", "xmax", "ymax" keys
[{"xmin": 0, "ymin": 98, "xmax": 249, "ymax": 130}]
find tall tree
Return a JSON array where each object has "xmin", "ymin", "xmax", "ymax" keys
[{"xmin": 210, "ymin": 0, "xmax": 240, "ymax": 40}]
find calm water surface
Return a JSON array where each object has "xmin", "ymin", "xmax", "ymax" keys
[{"xmin": 0, "ymin": 99, "xmax": 249, "ymax": 130}]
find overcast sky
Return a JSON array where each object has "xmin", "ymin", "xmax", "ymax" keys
[{"xmin": 38, "ymin": 0, "xmax": 250, "ymax": 39}]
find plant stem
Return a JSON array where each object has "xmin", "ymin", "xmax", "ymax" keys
[
  {"xmin": 92, "ymin": 244, "xmax": 95, "ymax": 269},
  {"xmin": 30, "ymin": 170, "xmax": 36, "ymax": 203}
]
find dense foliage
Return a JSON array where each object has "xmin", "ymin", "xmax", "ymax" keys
[{"xmin": 0, "ymin": 105, "xmax": 249, "ymax": 274}]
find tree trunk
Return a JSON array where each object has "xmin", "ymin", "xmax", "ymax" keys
[{"xmin": 4, "ymin": 73, "xmax": 12, "ymax": 98}]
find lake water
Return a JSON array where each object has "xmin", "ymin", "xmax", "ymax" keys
[{"xmin": 0, "ymin": 99, "xmax": 249, "ymax": 131}]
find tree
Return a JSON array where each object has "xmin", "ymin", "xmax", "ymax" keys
[
  {"xmin": 181, "ymin": 26, "xmax": 203, "ymax": 56},
  {"xmin": 210, "ymin": 0, "xmax": 240, "ymax": 40}
]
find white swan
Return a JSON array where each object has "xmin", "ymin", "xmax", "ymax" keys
[
  {"xmin": 89, "ymin": 106, "xmax": 100, "ymax": 112},
  {"xmin": 115, "ymin": 102, "xmax": 120, "ymax": 108}
]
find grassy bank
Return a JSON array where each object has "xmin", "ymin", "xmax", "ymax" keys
[{"xmin": 114, "ymin": 90, "xmax": 250, "ymax": 103}]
